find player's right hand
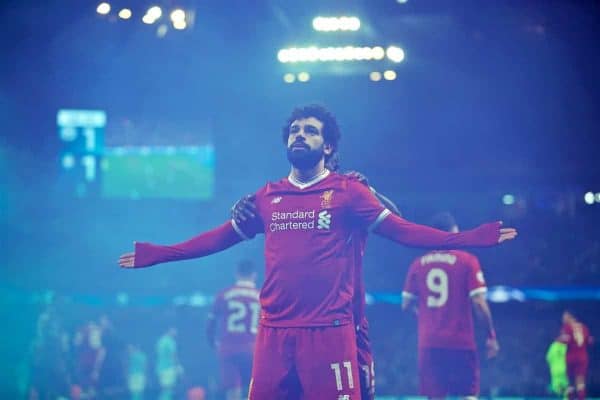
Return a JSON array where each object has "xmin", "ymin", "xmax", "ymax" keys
[
  {"xmin": 231, "ymin": 194, "xmax": 257, "ymax": 223},
  {"xmin": 486, "ymin": 337, "xmax": 500, "ymax": 359},
  {"xmin": 118, "ymin": 252, "xmax": 136, "ymax": 268}
]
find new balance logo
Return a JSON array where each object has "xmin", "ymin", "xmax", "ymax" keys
[
  {"xmin": 271, "ymin": 196, "xmax": 282, "ymax": 204},
  {"xmin": 317, "ymin": 210, "xmax": 331, "ymax": 230}
]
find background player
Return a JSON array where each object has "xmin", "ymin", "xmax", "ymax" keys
[
  {"xmin": 558, "ymin": 310, "xmax": 594, "ymax": 400},
  {"xmin": 206, "ymin": 260, "xmax": 260, "ymax": 400},
  {"xmin": 402, "ymin": 212, "xmax": 499, "ymax": 399}
]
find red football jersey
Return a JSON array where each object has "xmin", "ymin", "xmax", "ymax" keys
[
  {"xmin": 559, "ymin": 322, "xmax": 592, "ymax": 361},
  {"xmin": 403, "ymin": 250, "xmax": 487, "ymax": 349},
  {"xmin": 209, "ymin": 280, "xmax": 261, "ymax": 355},
  {"xmin": 233, "ymin": 171, "xmax": 390, "ymax": 328}
]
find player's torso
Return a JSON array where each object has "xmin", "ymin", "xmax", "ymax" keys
[
  {"xmin": 254, "ymin": 175, "xmax": 358, "ymax": 326},
  {"xmin": 414, "ymin": 251, "xmax": 475, "ymax": 349},
  {"xmin": 217, "ymin": 284, "xmax": 260, "ymax": 354}
]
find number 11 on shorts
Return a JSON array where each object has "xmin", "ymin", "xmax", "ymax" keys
[{"xmin": 330, "ymin": 361, "xmax": 354, "ymax": 391}]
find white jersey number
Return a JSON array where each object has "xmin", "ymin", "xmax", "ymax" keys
[
  {"xmin": 226, "ymin": 300, "xmax": 260, "ymax": 334},
  {"xmin": 330, "ymin": 361, "xmax": 355, "ymax": 391},
  {"xmin": 426, "ymin": 268, "xmax": 449, "ymax": 308}
]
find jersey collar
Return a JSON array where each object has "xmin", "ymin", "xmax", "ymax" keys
[{"xmin": 287, "ymin": 168, "xmax": 330, "ymax": 189}]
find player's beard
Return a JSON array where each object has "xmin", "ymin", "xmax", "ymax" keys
[{"xmin": 287, "ymin": 142, "xmax": 324, "ymax": 170}]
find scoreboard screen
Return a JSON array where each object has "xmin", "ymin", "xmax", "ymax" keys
[
  {"xmin": 101, "ymin": 146, "xmax": 214, "ymax": 199},
  {"xmin": 58, "ymin": 109, "xmax": 215, "ymax": 199}
]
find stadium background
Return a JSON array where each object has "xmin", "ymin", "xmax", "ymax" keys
[{"xmin": 1, "ymin": 0, "xmax": 599, "ymax": 398}]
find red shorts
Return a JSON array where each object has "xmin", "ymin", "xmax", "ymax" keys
[
  {"xmin": 418, "ymin": 348, "xmax": 479, "ymax": 397},
  {"xmin": 218, "ymin": 352, "xmax": 253, "ymax": 390},
  {"xmin": 567, "ymin": 357, "xmax": 589, "ymax": 381},
  {"xmin": 356, "ymin": 327, "xmax": 375, "ymax": 400},
  {"xmin": 249, "ymin": 324, "xmax": 360, "ymax": 400}
]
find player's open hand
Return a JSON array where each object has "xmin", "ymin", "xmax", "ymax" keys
[
  {"xmin": 486, "ymin": 337, "xmax": 500, "ymax": 359},
  {"xmin": 119, "ymin": 251, "xmax": 136, "ymax": 268},
  {"xmin": 498, "ymin": 222, "xmax": 518, "ymax": 243},
  {"xmin": 231, "ymin": 194, "xmax": 257, "ymax": 224}
]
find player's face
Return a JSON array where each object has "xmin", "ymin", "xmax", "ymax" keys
[{"xmin": 286, "ymin": 117, "xmax": 332, "ymax": 170}]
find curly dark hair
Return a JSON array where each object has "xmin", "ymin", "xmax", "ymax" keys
[{"xmin": 281, "ymin": 104, "xmax": 341, "ymax": 164}]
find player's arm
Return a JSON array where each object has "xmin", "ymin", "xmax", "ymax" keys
[
  {"xmin": 348, "ymin": 178, "xmax": 517, "ymax": 248},
  {"xmin": 471, "ymin": 293, "xmax": 499, "ymax": 358},
  {"xmin": 119, "ymin": 221, "xmax": 248, "ymax": 269},
  {"xmin": 376, "ymin": 214, "xmax": 516, "ymax": 248}
]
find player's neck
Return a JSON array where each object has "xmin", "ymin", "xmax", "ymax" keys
[{"xmin": 290, "ymin": 160, "xmax": 327, "ymax": 183}]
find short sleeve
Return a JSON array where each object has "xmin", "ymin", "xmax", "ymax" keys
[
  {"xmin": 347, "ymin": 179, "xmax": 391, "ymax": 231},
  {"xmin": 467, "ymin": 255, "xmax": 487, "ymax": 297}
]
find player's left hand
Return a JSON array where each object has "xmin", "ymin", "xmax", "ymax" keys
[
  {"xmin": 486, "ymin": 337, "xmax": 500, "ymax": 359},
  {"xmin": 498, "ymin": 222, "xmax": 517, "ymax": 243},
  {"xmin": 231, "ymin": 194, "xmax": 257, "ymax": 223}
]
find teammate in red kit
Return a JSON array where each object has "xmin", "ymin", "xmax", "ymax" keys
[
  {"xmin": 558, "ymin": 311, "xmax": 594, "ymax": 400},
  {"xmin": 119, "ymin": 105, "xmax": 517, "ymax": 399},
  {"xmin": 402, "ymin": 212, "xmax": 499, "ymax": 399},
  {"xmin": 206, "ymin": 260, "xmax": 260, "ymax": 400}
]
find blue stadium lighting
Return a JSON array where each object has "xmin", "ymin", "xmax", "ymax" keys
[
  {"xmin": 297, "ymin": 72, "xmax": 310, "ymax": 82},
  {"xmin": 118, "ymin": 8, "xmax": 132, "ymax": 20},
  {"xmin": 312, "ymin": 16, "xmax": 361, "ymax": 32},
  {"xmin": 283, "ymin": 73, "xmax": 295, "ymax": 83},
  {"xmin": 502, "ymin": 194, "xmax": 516, "ymax": 205},
  {"xmin": 62, "ymin": 154, "xmax": 76, "ymax": 169},
  {"xmin": 369, "ymin": 71, "xmax": 382, "ymax": 81},
  {"xmin": 157, "ymin": 24, "xmax": 168, "ymax": 37},
  {"xmin": 143, "ymin": 6, "xmax": 162, "ymax": 24},
  {"xmin": 584, "ymin": 191, "xmax": 595, "ymax": 205},
  {"xmin": 96, "ymin": 2, "xmax": 111, "ymax": 15},
  {"xmin": 170, "ymin": 8, "xmax": 187, "ymax": 29},
  {"xmin": 386, "ymin": 46, "xmax": 405, "ymax": 63},
  {"xmin": 278, "ymin": 46, "xmax": 387, "ymax": 63},
  {"xmin": 173, "ymin": 20, "xmax": 187, "ymax": 30},
  {"xmin": 116, "ymin": 292, "xmax": 129, "ymax": 305},
  {"xmin": 383, "ymin": 70, "xmax": 397, "ymax": 80}
]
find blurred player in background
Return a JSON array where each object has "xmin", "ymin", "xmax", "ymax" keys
[
  {"xmin": 206, "ymin": 260, "xmax": 260, "ymax": 400},
  {"xmin": 155, "ymin": 327, "xmax": 182, "ymax": 400},
  {"xmin": 546, "ymin": 339, "xmax": 569, "ymax": 397},
  {"xmin": 558, "ymin": 311, "xmax": 594, "ymax": 400},
  {"xmin": 402, "ymin": 212, "xmax": 499, "ymax": 399}
]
